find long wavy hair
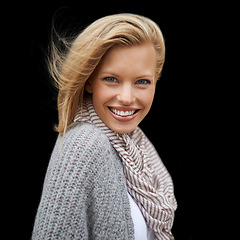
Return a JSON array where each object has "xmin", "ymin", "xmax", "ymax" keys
[{"xmin": 48, "ymin": 13, "xmax": 165, "ymax": 135}]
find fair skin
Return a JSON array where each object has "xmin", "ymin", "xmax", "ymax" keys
[{"xmin": 85, "ymin": 43, "xmax": 157, "ymax": 134}]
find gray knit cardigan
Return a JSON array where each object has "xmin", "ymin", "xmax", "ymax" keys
[{"xmin": 32, "ymin": 122, "xmax": 135, "ymax": 240}]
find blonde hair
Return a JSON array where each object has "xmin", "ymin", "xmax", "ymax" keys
[{"xmin": 49, "ymin": 13, "xmax": 165, "ymax": 135}]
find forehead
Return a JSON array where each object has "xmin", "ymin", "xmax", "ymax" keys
[{"xmin": 95, "ymin": 44, "xmax": 156, "ymax": 78}]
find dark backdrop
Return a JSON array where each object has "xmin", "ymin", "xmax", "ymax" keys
[{"xmin": 8, "ymin": 1, "xmax": 236, "ymax": 239}]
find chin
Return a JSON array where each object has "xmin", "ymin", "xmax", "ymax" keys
[
  {"xmin": 114, "ymin": 127, "xmax": 135, "ymax": 134},
  {"xmin": 108, "ymin": 122, "xmax": 138, "ymax": 134}
]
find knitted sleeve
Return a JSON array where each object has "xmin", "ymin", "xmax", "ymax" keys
[{"xmin": 32, "ymin": 122, "xmax": 134, "ymax": 240}]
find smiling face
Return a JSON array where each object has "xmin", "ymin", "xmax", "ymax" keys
[{"xmin": 85, "ymin": 43, "xmax": 157, "ymax": 134}]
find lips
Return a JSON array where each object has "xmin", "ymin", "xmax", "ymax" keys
[
  {"xmin": 109, "ymin": 107, "xmax": 137, "ymax": 116},
  {"xmin": 108, "ymin": 107, "xmax": 140, "ymax": 121}
]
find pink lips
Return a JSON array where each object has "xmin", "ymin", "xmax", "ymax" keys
[{"xmin": 108, "ymin": 107, "xmax": 140, "ymax": 121}]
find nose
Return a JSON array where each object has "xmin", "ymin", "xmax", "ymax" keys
[{"xmin": 116, "ymin": 84, "xmax": 135, "ymax": 106}]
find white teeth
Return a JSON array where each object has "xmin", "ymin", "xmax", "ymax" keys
[{"xmin": 110, "ymin": 108, "xmax": 135, "ymax": 116}]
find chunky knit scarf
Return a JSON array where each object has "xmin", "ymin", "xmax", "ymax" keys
[{"xmin": 74, "ymin": 96, "xmax": 177, "ymax": 240}]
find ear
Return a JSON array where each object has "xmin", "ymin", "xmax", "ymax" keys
[{"xmin": 85, "ymin": 78, "xmax": 93, "ymax": 93}]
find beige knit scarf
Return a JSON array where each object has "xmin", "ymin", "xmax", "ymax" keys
[{"xmin": 74, "ymin": 96, "xmax": 177, "ymax": 240}]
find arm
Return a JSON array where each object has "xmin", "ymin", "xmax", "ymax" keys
[
  {"xmin": 32, "ymin": 123, "xmax": 133, "ymax": 240},
  {"xmin": 32, "ymin": 123, "xmax": 110, "ymax": 239}
]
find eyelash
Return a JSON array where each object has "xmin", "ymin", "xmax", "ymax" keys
[
  {"xmin": 136, "ymin": 79, "xmax": 151, "ymax": 85},
  {"xmin": 103, "ymin": 77, "xmax": 118, "ymax": 83},
  {"xmin": 103, "ymin": 77, "xmax": 151, "ymax": 85}
]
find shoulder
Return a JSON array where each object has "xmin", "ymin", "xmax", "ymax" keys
[
  {"xmin": 63, "ymin": 121, "xmax": 110, "ymax": 149},
  {"xmin": 45, "ymin": 123, "xmax": 112, "ymax": 189},
  {"xmin": 54, "ymin": 122, "xmax": 111, "ymax": 161},
  {"xmin": 40, "ymin": 122, "xmax": 117, "ymax": 215}
]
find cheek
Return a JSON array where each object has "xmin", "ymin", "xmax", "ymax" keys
[
  {"xmin": 92, "ymin": 82, "xmax": 114, "ymax": 104},
  {"xmin": 138, "ymin": 88, "xmax": 155, "ymax": 111},
  {"xmin": 91, "ymin": 81, "xmax": 117, "ymax": 116}
]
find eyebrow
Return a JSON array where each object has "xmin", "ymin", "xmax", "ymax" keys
[
  {"xmin": 136, "ymin": 74, "xmax": 154, "ymax": 79},
  {"xmin": 100, "ymin": 72, "xmax": 153, "ymax": 79},
  {"xmin": 100, "ymin": 72, "xmax": 120, "ymax": 78}
]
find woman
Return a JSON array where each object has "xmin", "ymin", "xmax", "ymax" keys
[{"xmin": 32, "ymin": 13, "xmax": 177, "ymax": 240}]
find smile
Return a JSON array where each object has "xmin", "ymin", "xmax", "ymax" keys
[
  {"xmin": 108, "ymin": 107, "xmax": 140, "ymax": 121},
  {"xmin": 109, "ymin": 107, "xmax": 136, "ymax": 116}
]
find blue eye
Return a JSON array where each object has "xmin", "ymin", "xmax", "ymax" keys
[
  {"xmin": 103, "ymin": 77, "xmax": 118, "ymax": 83},
  {"xmin": 136, "ymin": 79, "xmax": 151, "ymax": 85}
]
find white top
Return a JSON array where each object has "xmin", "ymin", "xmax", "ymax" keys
[{"xmin": 127, "ymin": 193, "xmax": 155, "ymax": 240}]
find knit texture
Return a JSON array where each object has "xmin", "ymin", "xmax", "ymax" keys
[{"xmin": 32, "ymin": 122, "xmax": 134, "ymax": 240}]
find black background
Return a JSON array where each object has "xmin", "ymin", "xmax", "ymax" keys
[{"xmin": 7, "ymin": 1, "xmax": 237, "ymax": 239}]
